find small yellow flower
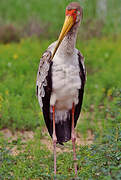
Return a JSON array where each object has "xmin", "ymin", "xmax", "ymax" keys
[
  {"xmin": 6, "ymin": 43, "xmax": 10, "ymax": 47},
  {"xmin": 107, "ymin": 89, "xmax": 112, "ymax": 97},
  {"xmin": 20, "ymin": 39, "xmax": 24, "ymax": 44},
  {"xmin": 13, "ymin": 54, "xmax": 18, "ymax": 60},
  {"xmin": 102, "ymin": 88, "xmax": 105, "ymax": 92},
  {"xmin": 5, "ymin": 90, "xmax": 9, "ymax": 96},
  {"xmin": 0, "ymin": 95, "xmax": 3, "ymax": 111},
  {"xmin": 0, "ymin": 95, "xmax": 3, "ymax": 102},
  {"xmin": 38, "ymin": 111, "xmax": 42, "ymax": 118}
]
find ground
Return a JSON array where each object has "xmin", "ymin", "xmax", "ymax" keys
[{"xmin": 0, "ymin": 128, "xmax": 94, "ymax": 155}]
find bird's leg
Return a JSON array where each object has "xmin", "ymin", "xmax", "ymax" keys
[
  {"xmin": 71, "ymin": 103, "xmax": 77, "ymax": 176},
  {"xmin": 52, "ymin": 105, "xmax": 57, "ymax": 175}
]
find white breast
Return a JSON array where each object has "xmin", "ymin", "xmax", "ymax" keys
[{"xmin": 50, "ymin": 51, "xmax": 81, "ymax": 110}]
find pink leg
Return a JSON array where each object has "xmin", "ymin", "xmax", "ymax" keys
[
  {"xmin": 71, "ymin": 103, "xmax": 77, "ymax": 176},
  {"xmin": 52, "ymin": 106, "xmax": 57, "ymax": 175}
]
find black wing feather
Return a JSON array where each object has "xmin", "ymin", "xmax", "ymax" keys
[
  {"xmin": 74, "ymin": 51, "xmax": 86, "ymax": 127},
  {"xmin": 42, "ymin": 62, "xmax": 53, "ymax": 138}
]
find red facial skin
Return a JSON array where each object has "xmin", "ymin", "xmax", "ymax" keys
[{"xmin": 65, "ymin": 9, "xmax": 77, "ymax": 22}]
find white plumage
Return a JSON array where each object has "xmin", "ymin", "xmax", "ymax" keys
[{"xmin": 47, "ymin": 40, "xmax": 83, "ymax": 123}]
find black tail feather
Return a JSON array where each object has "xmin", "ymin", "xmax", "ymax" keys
[{"xmin": 55, "ymin": 115, "xmax": 72, "ymax": 143}]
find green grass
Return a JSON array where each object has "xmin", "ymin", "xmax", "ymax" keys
[
  {"xmin": 0, "ymin": 0, "xmax": 121, "ymax": 36},
  {"xmin": 0, "ymin": 37, "xmax": 121, "ymax": 178},
  {"xmin": 0, "ymin": 37, "xmax": 120, "ymax": 131},
  {"xmin": 0, "ymin": 122, "xmax": 120, "ymax": 179},
  {"xmin": 77, "ymin": 36, "xmax": 121, "ymax": 135}
]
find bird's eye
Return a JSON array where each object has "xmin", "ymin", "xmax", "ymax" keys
[{"xmin": 77, "ymin": 11, "xmax": 80, "ymax": 15}]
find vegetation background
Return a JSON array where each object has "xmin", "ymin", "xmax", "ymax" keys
[{"xmin": 0, "ymin": 0, "xmax": 121, "ymax": 179}]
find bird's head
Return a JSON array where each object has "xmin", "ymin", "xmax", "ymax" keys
[
  {"xmin": 66, "ymin": 2, "xmax": 83, "ymax": 25},
  {"xmin": 51, "ymin": 2, "xmax": 83, "ymax": 59}
]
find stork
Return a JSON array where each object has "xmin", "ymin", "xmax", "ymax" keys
[{"xmin": 36, "ymin": 2, "xmax": 86, "ymax": 176}]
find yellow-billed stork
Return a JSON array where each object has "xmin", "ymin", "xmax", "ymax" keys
[{"xmin": 36, "ymin": 2, "xmax": 86, "ymax": 176}]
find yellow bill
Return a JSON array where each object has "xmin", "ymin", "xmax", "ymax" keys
[{"xmin": 51, "ymin": 15, "xmax": 74, "ymax": 60}]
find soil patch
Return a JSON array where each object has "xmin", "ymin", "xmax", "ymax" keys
[{"xmin": 0, "ymin": 128, "xmax": 94, "ymax": 155}]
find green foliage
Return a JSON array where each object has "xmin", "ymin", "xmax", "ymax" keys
[
  {"xmin": 0, "ymin": 116, "xmax": 120, "ymax": 179},
  {"xmin": 0, "ymin": 38, "xmax": 50, "ymax": 130},
  {"xmin": 77, "ymin": 37, "xmax": 121, "ymax": 134},
  {"xmin": 0, "ymin": 37, "xmax": 121, "ymax": 132},
  {"xmin": 0, "ymin": 36, "xmax": 121, "ymax": 178},
  {"xmin": 0, "ymin": 0, "xmax": 121, "ymax": 36}
]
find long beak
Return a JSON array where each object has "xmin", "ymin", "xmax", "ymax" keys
[{"xmin": 51, "ymin": 15, "xmax": 74, "ymax": 60}]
